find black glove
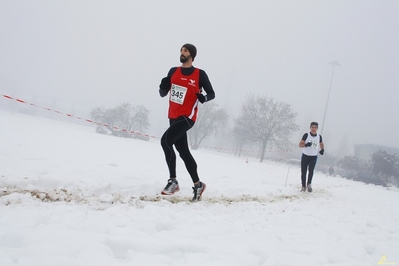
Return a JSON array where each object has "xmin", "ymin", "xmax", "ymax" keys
[
  {"xmin": 305, "ymin": 142, "xmax": 312, "ymax": 147},
  {"xmin": 159, "ymin": 77, "xmax": 170, "ymax": 91},
  {"xmin": 196, "ymin": 93, "xmax": 207, "ymax": 104},
  {"xmin": 319, "ymin": 149, "xmax": 324, "ymax": 155}
]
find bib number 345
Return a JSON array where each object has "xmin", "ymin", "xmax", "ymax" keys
[{"xmin": 170, "ymin": 84, "xmax": 187, "ymax": 105}]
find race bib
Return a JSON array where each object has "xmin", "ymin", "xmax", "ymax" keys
[
  {"xmin": 170, "ymin": 84, "xmax": 187, "ymax": 105},
  {"xmin": 311, "ymin": 141, "xmax": 318, "ymax": 149}
]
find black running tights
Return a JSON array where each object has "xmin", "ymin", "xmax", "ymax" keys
[
  {"xmin": 160, "ymin": 116, "xmax": 199, "ymax": 183},
  {"xmin": 301, "ymin": 154, "xmax": 318, "ymax": 187}
]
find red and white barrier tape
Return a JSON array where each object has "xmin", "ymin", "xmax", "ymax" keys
[
  {"xmin": 1, "ymin": 94, "xmax": 156, "ymax": 139},
  {"xmin": 2, "ymin": 94, "xmax": 293, "ymax": 154},
  {"xmin": 197, "ymin": 145, "xmax": 292, "ymax": 154}
]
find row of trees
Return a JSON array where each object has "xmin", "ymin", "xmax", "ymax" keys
[
  {"xmin": 335, "ymin": 150, "xmax": 399, "ymax": 187},
  {"xmin": 89, "ymin": 95, "xmax": 399, "ymax": 188},
  {"xmin": 90, "ymin": 94, "xmax": 300, "ymax": 162}
]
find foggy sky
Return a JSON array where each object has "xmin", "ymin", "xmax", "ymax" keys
[{"xmin": 1, "ymin": 0, "xmax": 398, "ymax": 155}]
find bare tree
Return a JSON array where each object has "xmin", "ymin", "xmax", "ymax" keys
[
  {"xmin": 90, "ymin": 103, "xmax": 150, "ymax": 139},
  {"xmin": 188, "ymin": 102, "xmax": 228, "ymax": 150},
  {"xmin": 232, "ymin": 116, "xmax": 253, "ymax": 157},
  {"xmin": 116, "ymin": 103, "xmax": 150, "ymax": 137},
  {"xmin": 235, "ymin": 94, "xmax": 300, "ymax": 162},
  {"xmin": 90, "ymin": 106, "xmax": 119, "ymax": 135}
]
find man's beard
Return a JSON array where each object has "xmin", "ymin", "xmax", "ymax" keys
[{"xmin": 180, "ymin": 55, "xmax": 189, "ymax": 63}]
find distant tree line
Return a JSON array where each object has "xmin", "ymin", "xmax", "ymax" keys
[
  {"xmin": 90, "ymin": 94, "xmax": 300, "ymax": 162},
  {"xmin": 89, "ymin": 95, "xmax": 399, "ymax": 188},
  {"xmin": 334, "ymin": 150, "xmax": 399, "ymax": 187}
]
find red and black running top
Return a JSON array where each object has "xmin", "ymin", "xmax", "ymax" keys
[{"xmin": 159, "ymin": 66, "xmax": 215, "ymax": 121}]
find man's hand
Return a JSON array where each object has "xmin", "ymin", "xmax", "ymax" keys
[
  {"xmin": 319, "ymin": 149, "xmax": 324, "ymax": 155},
  {"xmin": 196, "ymin": 93, "xmax": 207, "ymax": 104},
  {"xmin": 305, "ymin": 142, "xmax": 312, "ymax": 147},
  {"xmin": 160, "ymin": 77, "xmax": 170, "ymax": 91}
]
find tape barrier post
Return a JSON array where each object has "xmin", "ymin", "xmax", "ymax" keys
[{"xmin": 285, "ymin": 163, "xmax": 291, "ymax": 187}]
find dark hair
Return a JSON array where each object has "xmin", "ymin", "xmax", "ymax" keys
[
  {"xmin": 310, "ymin": 122, "xmax": 319, "ymax": 127},
  {"xmin": 182, "ymin": 43, "xmax": 197, "ymax": 61}
]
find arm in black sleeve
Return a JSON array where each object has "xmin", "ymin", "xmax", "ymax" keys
[
  {"xmin": 301, "ymin": 133, "xmax": 308, "ymax": 141},
  {"xmin": 199, "ymin": 69, "xmax": 215, "ymax": 102},
  {"xmin": 159, "ymin": 68, "xmax": 177, "ymax": 97}
]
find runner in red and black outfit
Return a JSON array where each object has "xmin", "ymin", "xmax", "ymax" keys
[{"xmin": 159, "ymin": 43, "xmax": 215, "ymax": 201}]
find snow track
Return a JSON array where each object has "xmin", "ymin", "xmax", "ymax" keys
[{"xmin": 0, "ymin": 185, "xmax": 330, "ymax": 206}]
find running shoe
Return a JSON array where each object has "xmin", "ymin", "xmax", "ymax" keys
[
  {"xmin": 192, "ymin": 182, "xmax": 206, "ymax": 202},
  {"xmin": 161, "ymin": 179, "xmax": 180, "ymax": 195}
]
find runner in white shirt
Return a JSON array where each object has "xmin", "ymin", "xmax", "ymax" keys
[{"xmin": 298, "ymin": 122, "xmax": 325, "ymax": 192}]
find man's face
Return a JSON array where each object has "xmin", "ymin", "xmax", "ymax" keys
[
  {"xmin": 310, "ymin": 125, "xmax": 318, "ymax": 134},
  {"xmin": 180, "ymin": 47, "xmax": 191, "ymax": 63}
]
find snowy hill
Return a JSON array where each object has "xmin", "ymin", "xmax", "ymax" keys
[{"xmin": 1, "ymin": 110, "xmax": 398, "ymax": 266}]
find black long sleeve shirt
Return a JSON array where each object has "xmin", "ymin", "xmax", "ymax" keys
[{"xmin": 159, "ymin": 66, "xmax": 215, "ymax": 101}]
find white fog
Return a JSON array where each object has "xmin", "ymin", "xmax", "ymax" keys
[{"xmin": 1, "ymin": 0, "xmax": 398, "ymax": 154}]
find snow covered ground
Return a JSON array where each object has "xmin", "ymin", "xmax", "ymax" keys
[{"xmin": 1, "ymin": 110, "xmax": 398, "ymax": 266}]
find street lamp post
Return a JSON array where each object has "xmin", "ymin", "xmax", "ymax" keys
[{"xmin": 320, "ymin": 61, "xmax": 340, "ymax": 136}]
